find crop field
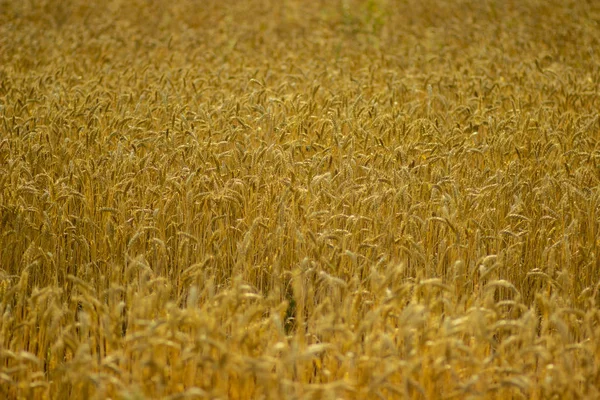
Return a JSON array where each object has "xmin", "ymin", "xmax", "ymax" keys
[{"xmin": 1, "ymin": 0, "xmax": 600, "ymax": 398}]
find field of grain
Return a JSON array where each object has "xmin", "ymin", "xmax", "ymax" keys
[{"xmin": 1, "ymin": 0, "xmax": 600, "ymax": 398}]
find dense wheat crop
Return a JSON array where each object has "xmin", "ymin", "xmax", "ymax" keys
[{"xmin": 1, "ymin": 0, "xmax": 600, "ymax": 398}]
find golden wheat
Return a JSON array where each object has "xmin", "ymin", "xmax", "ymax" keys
[{"xmin": 1, "ymin": 0, "xmax": 600, "ymax": 398}]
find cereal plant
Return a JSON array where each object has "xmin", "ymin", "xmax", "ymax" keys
[{"xmin": 1, "ymin": 0, "xmax": 600, "ymax": 398}]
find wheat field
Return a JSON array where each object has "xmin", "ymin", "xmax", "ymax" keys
[{"xmin": 1, "ymin": 0, "xmax": 600, "ymax": 398}]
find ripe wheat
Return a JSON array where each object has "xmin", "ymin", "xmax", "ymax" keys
[{"xmin": 1, "ymin": 0, "xmax": 600, "ymax": 398}]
